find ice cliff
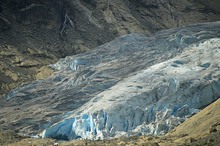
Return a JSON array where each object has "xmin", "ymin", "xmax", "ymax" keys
[{"xmin": 2, "ymin": 22, "xmax": 220, "ymax": 140}]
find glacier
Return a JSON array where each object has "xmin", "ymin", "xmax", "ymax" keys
[
  {"xmin": 42, "ymin": 38, "xmax": 220, "ymax": 140},
  {"xmin": 1, "ymin": 22, "xmax": 220, "ymax": 140}
]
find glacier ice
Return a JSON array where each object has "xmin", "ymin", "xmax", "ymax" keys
[
  {"xmin": 1, "ymin": 22, "xmax": 220, "ymax": 139},
  {"xmin": 42, "ymin": 38, "xmax": 220, "ymax": 140}
]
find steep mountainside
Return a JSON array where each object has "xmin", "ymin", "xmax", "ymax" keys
[
  {"xmin": 1, "ymin": 0, "xmax": 220, "ymax": 95},
  {"xmin": 1, "ymin": 0, "xmax": 220, "ymax": 145}
]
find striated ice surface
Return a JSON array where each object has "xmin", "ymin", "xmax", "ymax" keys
[{"xmin": 1, "ymin": 22, "xmax": 220, "ymax": 139}]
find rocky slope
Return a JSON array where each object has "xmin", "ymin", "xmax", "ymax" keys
[{"xmin": 1, "ymin": 0, "xmax": 220, "ymax": 95}]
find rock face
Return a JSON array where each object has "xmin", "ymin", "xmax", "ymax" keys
[
  {"xmin": 0, "ymin": 21, "xmax": 220, "ymax": 139},
  {"xmin": 0, "ymin": 45, "xmax": 56, "ymax": 95},
  {"xmin": 1, "ymin": 0, "xmax": 220, "ymax": 95}
]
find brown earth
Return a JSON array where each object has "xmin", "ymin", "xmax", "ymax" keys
[
  {"xmin": 1, "ymin": 0, "xmax": 220, "ymax": 95},
  {"xmin": 1, "ymin": 98, "xmax": 219, "ymax": 146}
]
